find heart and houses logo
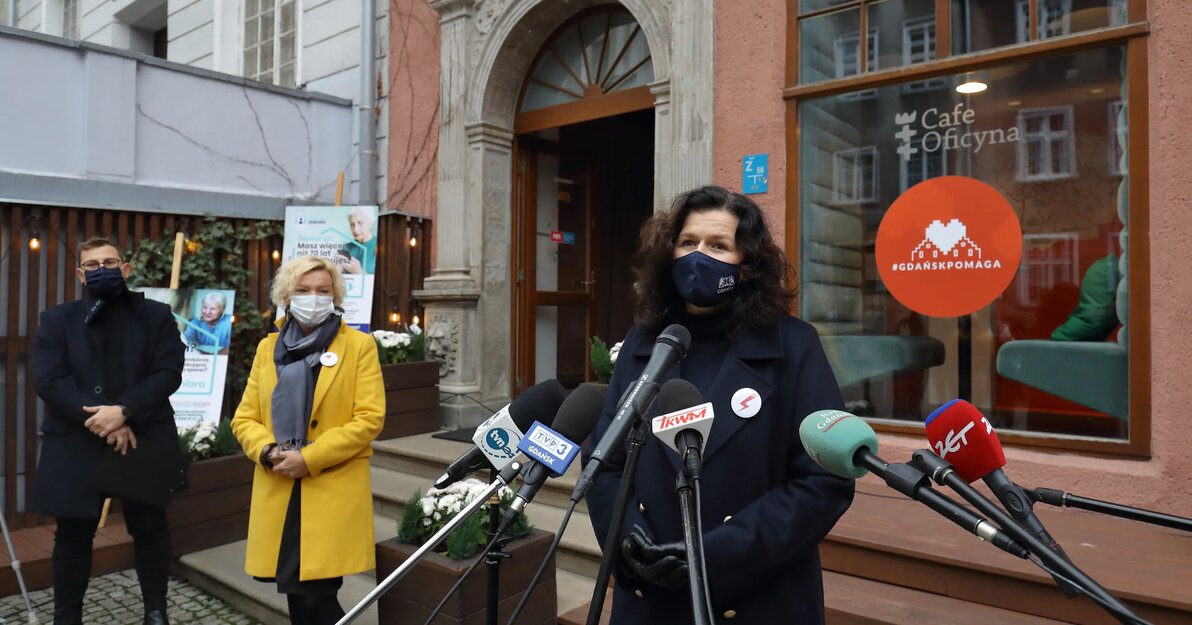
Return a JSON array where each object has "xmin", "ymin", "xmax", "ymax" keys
[{"xmin": 876, "ymin": 177, "xmax": 1023, "ymax": 318}]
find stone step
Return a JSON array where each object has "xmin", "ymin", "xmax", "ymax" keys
[
  {"xmin": 174, "ymin": 519, "xmax": 392, "ymax": 625},
  {"xmin": 175, "ymin": 515, "xmax": 596, "ymax": 624},
  {"xmin": 369, "ymin": 464, "xmax": 603, "ymax": 579},
  {"xmin": 371, "ymin": 434, "xmax": 590, "ymax": 514}
]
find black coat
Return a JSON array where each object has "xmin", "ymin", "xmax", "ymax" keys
[
  {"xmin": 30, "ymin": 291, "xmax": 185, "ymax": 518},
  {"xmin": 584, "ymin": 316, "xmax": 855, "ymax": 625}
]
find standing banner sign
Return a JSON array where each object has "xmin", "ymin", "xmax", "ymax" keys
[
  {"xmin": 136, "ymin": 287, "xmax": 236, "ymax": 429},
  {"xmin": 282, "ymin": 205, "xmax": 378, "ymax": 330}
]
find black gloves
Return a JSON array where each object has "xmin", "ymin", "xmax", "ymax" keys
[{"xmin": 619, "ymin": 524, "xmax": 689, "ymax": 589}]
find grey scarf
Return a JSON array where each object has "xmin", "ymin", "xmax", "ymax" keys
[{"xmin": 271, "ymin": 315, "xmax": 340, "ymax": 451}]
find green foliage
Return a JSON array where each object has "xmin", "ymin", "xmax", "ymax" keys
[
  {"xmin": 396, "ymin": 478, "xmax": 533, "ymax": 560},
  {"xmin": 590, "ymin": 336, "xmax": 614, "ymax": 382},
  {"xmin": 127, "ymin": 215, "xmax": 283, "ymax": 406},
  {"xmin": 397, "ymin": 489, "xmax": 425, "ymax": 544},
  {"xmin": 443, "ymin": 509, "xmax": 488, "ymax": 560}
]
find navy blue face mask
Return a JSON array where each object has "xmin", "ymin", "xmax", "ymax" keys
[
  {"xmin": 84, "ymin": 267, "xmax": 127, "ymax": 298},
  {"xmin": 671, "ymin": 251, "xmax": 741, "ymax": 307}
]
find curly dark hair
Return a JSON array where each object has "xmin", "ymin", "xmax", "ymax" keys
[{"xmin": 633, "ymin": 185, "xmax": 795, "ymax": 334}]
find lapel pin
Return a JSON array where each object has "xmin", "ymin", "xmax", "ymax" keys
[
  {"xmin": 320, "ymin": 352, "xmax": 339, "ymax": 367},
  {"xmin": 731, "ymin": 387, "xmax": 761, "ymax": 419}
]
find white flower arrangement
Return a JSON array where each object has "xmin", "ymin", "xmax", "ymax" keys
[
  {"xmin": 370, "ymin": 328, "xmax": 422, "ymax": 364},
  {"xmin": 397, "ymin": 476, "xmax": 534, "ymax": 560},
  {"xmin": 179, "ymin": 419, "xmax": 237, "ymax": 462},
  {"xmin": 609, "ymin": 340, "xmax": 623, "ymax": 363}
]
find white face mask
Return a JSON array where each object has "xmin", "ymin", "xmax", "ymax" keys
[{"xmin": 288, "ymin": 294, "xmax": 336, "ymax": 328}]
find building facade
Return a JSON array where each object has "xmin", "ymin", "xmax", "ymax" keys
[
  {"xmin": 7, "ymin": 0, "xmax": 390, "ymax": 201},
  {"xmin": 392, "ymin": 0, "xmax": 1191, "ymax": 520}
]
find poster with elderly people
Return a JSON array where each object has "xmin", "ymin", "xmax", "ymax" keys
[
  {"xmin": 135, "ymin": 287, "xmax": 236, "ymax": 429},
  {"xmin": 282, "ymin": 205, "xmax": 378, "ymax": 331}
]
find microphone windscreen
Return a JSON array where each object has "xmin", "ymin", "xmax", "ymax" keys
[
  {"xmin": 799, "ymin": 410, "xmax": 878, "ymax": 479},
  {"xmin": 658, "ymin": 323, "xmax": 692, "ymax": 357},
  {"xmin": 656, "ymin": 379, "xmax": 703, "ymax": 415},
  {"xmin": 509, "ymin": 379, "xmax": 568, "ymax": 429},
  {"xmin": 924, "ymin": 399, "xmax": 1006, "ymax": 482},
  {"xmin": 551, "ymin": 383, "xmax": 606, "ymax": 443}
]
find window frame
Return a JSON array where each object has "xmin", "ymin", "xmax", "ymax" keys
[
  {"xmin": 61, "ymin": 0, "xmax": 78, "ymax": 39},
  {"xmin": 1015, "ymin": 105, "xmax": 1077, "ymax": 182},
  {"xmin": 1016, "ymin": 0, "xmax": 1073, "ymax": 43},
  {"xmin": 899, "ymin": 136, "xmax": 947, "ymax": 192},
  {"xmin": 1109, "ymin": 100, "xmax": 1127, "ymax": 176},
  {"xmin": 785, "ymin": 0, "xmax": 1153, "ymax": 457},
  {"xmin": 242, "ymin": 0, "xmax": 299, "ymax": 88},
  {"xmin": 833, "ymin": 146, "xmax": 880, "ymax": 204}
]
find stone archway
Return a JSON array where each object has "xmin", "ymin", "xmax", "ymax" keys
[{"xmin": 417, "ymin": 0, "xmax": 714, "ymax": 427}]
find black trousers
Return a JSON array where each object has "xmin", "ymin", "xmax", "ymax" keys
[{"xmin": 52, "ymin": 498, "xmax": 170, "ymax": 625}]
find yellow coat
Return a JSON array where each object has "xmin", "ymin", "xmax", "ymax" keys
[{"xmin": 231, "ymin": 319, "xmax": 385, "ymax": 581}]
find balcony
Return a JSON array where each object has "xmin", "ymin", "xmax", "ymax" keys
[{"xmin": 0, "ymin": 25, "xmax": 355, "ymax": 218}]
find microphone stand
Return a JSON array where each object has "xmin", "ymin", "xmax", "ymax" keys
[
  {"xmin": 675, "ymin": 469, "xmax": 713, "ymax": 625},
  {"xmin": 585, "ymin": 418, "xmax": 649, "ymax": 625},
  {"xmin": 910, "ymin": 451, "xmax": 1149, "ymax": 625},
  {"xmin": 334, "ymin": 461, "xmax": 523, "ymax": 625},
  {"xmin": 1026, "ymin": 487, "xmax": 1192, "ymax": 533},
  {"xmin": 485, "ymin": 469, "xmax": 511, "ymax": 625}
]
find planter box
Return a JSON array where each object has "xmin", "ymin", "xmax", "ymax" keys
[
  {"xmin": 167, "ymin": 454, "xmax": 254, "ymax": 556},
  {"xmin": 380, "ymin": 360, "xmax": 441, "ymax": 439},
  {"xmin": 375, "ymin": 528, "xmax": 557, "ymax": 625}
]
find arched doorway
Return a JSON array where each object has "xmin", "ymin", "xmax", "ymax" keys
[{"xmin": 511, "ymin": 6, "xmax": 657, "ymax": 392}]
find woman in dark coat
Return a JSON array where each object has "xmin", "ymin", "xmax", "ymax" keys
[{"xmin": 584, "ymin": 185, "xmax": 855, "ymax": 624}]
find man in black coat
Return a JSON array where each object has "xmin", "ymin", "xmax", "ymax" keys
[{"xmin": 30, "ymin": 237, "xmax": 185, "ymax": 625}]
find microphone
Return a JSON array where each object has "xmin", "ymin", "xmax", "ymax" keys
[
  {"xmin": 799, "ymin": 410, "xmax": 1029, "ymax": 559},
  {"xmin": 650, "ymin": 379, "xmax": 713, "ymax": 479},
  {"xmin": 503, "ymin": 383, "xmax": 606, "ymax": 527},
  {"xmin": 924, "ymin": 400, "xmax": 1071, "ymax": 562},
  {"xmin": 572, "ymin": 324, "xmax": 691, "ymax": 501},
  {"xmin": 434, "ymin": 379, "xmax": 567, "ymax": 489}
]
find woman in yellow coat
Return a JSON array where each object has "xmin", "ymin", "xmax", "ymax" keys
[{"xmin": 232, "ymin": 256, "xmax": 385, "ymax": 625}]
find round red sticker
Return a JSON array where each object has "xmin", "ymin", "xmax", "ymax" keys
[{"xmin": 875, "ymin": 176, "xmax": 1022, "ymax": 318}]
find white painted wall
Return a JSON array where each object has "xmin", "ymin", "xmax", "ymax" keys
[
  {"xmin": 0, "ymin": 28, "xmax": 354, "ymax": 214},
  {"xmin": 9, "ymin": 0, "xmax": 386, "ymax": 205}
]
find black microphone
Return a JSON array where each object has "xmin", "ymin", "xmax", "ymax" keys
[
  {"xmin": 434, "ymin": 379, "xmax": 567, "ymax": 489},
  {"xmin": 572, "ymin": 324, "xmax": 691, "ymax": 502},
  {"xmin": 650, "ymin": 379, "xmax": 714, "ymax": 479},
  {"xmin": 501, "ymin": 383, "xmax": 606, "ymax": 530}
]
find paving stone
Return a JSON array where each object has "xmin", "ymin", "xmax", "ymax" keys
[{"xmin": 0, "ymin": 569, "xmax": 263, "ymax": 624}]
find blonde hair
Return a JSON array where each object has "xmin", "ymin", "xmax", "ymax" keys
[{"xmin": 270, "ymin": 256, "xmax": 347, "ymax": 307}]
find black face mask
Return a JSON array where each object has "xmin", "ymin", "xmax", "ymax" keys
[
  {"xmin": 671, "ymin": 251, "xmax": 741, "ymax": 307},
  {"xmin": 84, "ymin": 267, "xmax": 127, "ymax": 298}
]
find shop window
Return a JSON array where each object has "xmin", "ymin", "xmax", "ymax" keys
[
  {"xmin": 1109, "ymin": 0, "xmax": 1128, "ymax": 26},
  {"xmin": 900, "ymin": 137, "xmax": 946, "ymax": 191},
  {"xmin": 833, "ymin": 147, "xmax": 879, "ymax": 204},
  {"xmin": 798, "ymin": 45, "xmax": 1130, "ymax": 440},
  {"xmin": 902, "ymin": 16, "xmax": 945, "ymax": 92},
  {"xmin": 835, "ymin": 30, "xmax": 879, "ymax": 78},
  {"xmin": 1017, "ymin": 106, "xmax": 1075, "ymax": 181},
  {"xmin": 1109, "ymin": 100, "xmax": 1126, "ymax": 176},
  {"xmin": 243, "ymin": 0, "xmax": 297, "ymax": 87},
  {"xmin": 1016, "ymin": 0, "xmax": 1071, "ymax": 43}
]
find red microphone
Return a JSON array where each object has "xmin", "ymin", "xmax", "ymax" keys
[
  {"xmin": 924, "ymin": 400, "xmax": 1075, "ymax": 591},
  {"xmin": 924, "ymin": 399, "xmax": 1005, "ymax": 482}
]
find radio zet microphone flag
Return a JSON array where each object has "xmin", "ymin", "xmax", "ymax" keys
[
  {"xmin": 651, "ymin": 401, "xmax": 714, "ymax": 456},
  {"xmin": 517, "ymin": 421, "xmax": 581, "ymax": 478},
  {"xmin": 924, "ymin": 399, "xmax": 1005, "ymax": 482}
]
